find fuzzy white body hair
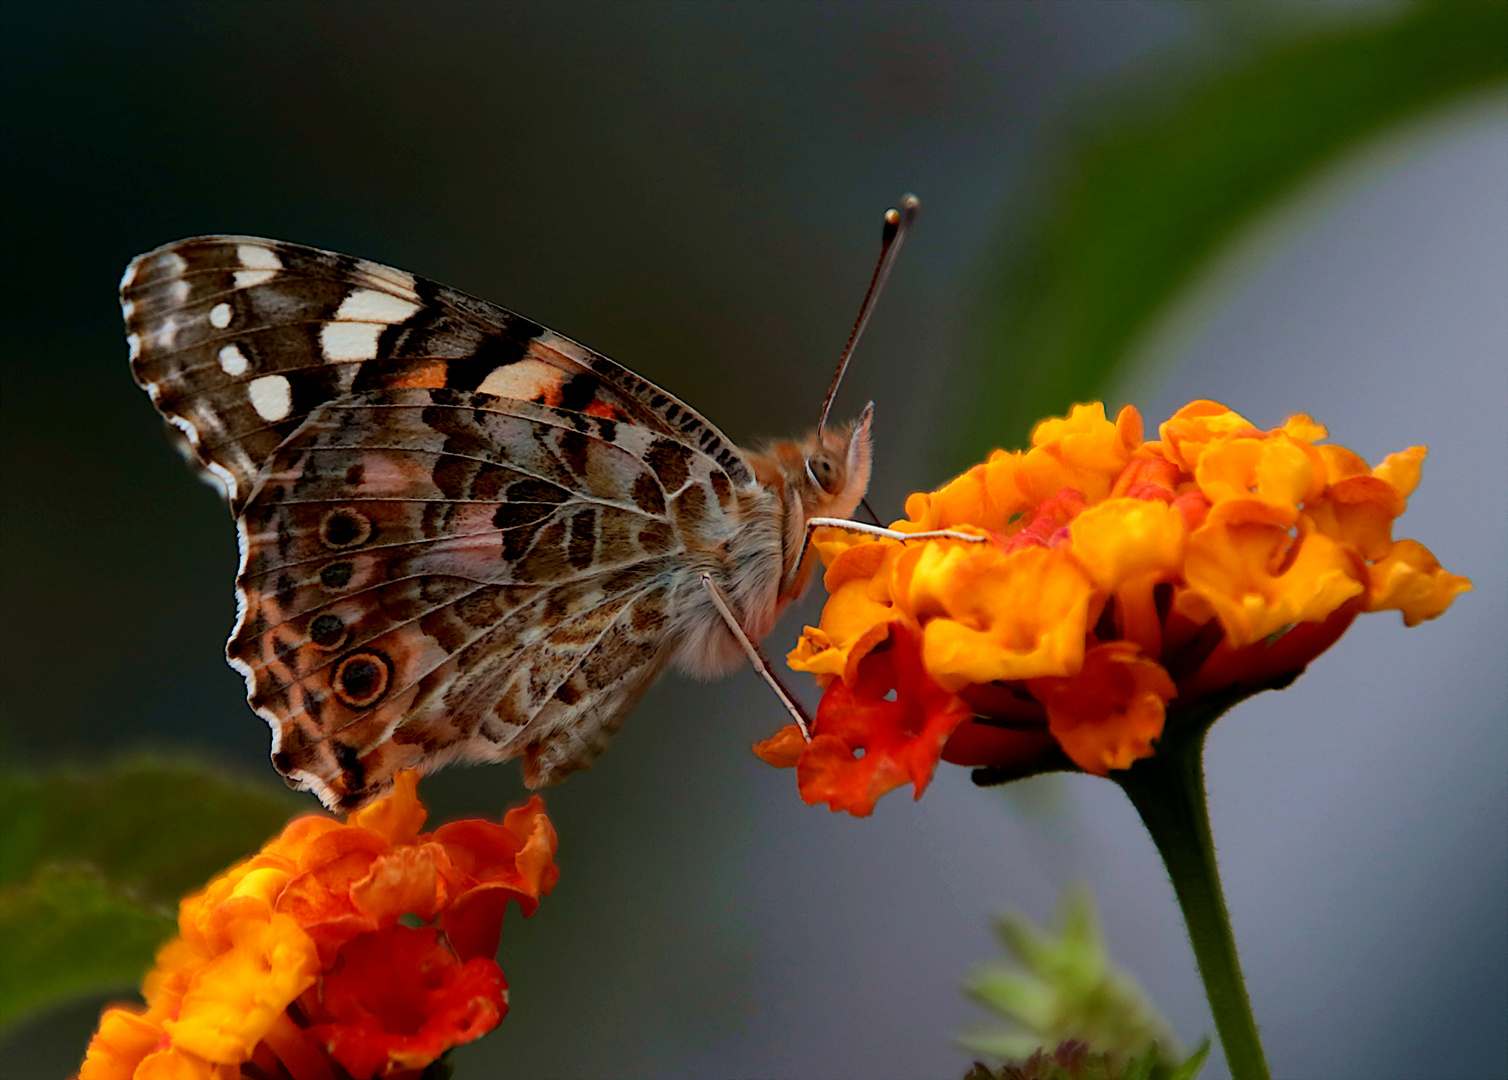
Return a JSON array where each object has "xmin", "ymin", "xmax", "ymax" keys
[
  {"xmin": 669, "ymin": 407, "xmax": 875, "ymax": 679},
  {"xmin": 669, "ymin": 482, "xmax": 791, "ymax": 678}
]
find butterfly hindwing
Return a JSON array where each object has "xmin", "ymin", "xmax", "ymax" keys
[{"xmin": 228, "ymin": 388, "xmax": 739, "ymax": 808}]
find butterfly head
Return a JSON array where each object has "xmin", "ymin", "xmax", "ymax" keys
[
  {"xmin": 801, "ymin": 400, "xmax": 875, "ymax": 521},
  {"xmin": 751, "ymin": 401, "xmax": 875, "ymax": 524}
]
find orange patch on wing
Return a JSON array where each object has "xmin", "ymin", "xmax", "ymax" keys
[
  {"xmin": 585, "ymin": 400, "xmax": 627, "ymax": 421},
  {"xmin": 388, "ymin": 361, "xmax": 448, "ymax": 389}
]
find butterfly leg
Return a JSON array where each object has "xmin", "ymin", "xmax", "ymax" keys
[{"xmin": 699, "ymin": 572, "xmax": 815, "ymax": 741}]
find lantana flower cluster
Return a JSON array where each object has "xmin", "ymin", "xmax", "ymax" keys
[
  {"xmin": 758, "ymin": 400, "xmax": 1471, "ymax": 815},
  {"xmin": 79, "ymin": 773, "xmax": 558, "ymax": 1080}
]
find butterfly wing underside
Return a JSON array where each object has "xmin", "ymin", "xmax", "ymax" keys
[{"xmin": 123, "ymin": 236, "xmax": 756, "ymax": 809}]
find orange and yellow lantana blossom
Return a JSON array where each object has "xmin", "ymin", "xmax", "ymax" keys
[
  {"xmin": 78, "ymin": 773, "xmax": 558, "ymax": 1080},
  {"xmin": 757, "ymin": 401, "xmax": 1472, "ymax": 816}
]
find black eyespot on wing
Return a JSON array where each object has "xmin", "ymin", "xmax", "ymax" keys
[
  {"xmin": 309, "ymin": 613, "xmax": 348, "ymax": 649},
  {"xmin": 319, "ymin": 507, "xmax": 373, "ymax": 549},
  {"xmin": 333, "ymin": 651, "xmax": 391, "ymax": 708},
  {"xmin": 321, "ymin": 562, "xmax": 355, "ymax": 589}
]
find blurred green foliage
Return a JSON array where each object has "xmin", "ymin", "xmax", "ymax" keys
[
  {"xmin": 962, "ymin": 0, "xmax": 1508, "ymax": 464},
  {"xmin": 0, "ymin": 867, "xmax": 174, "ymax": 1030},
  {"xmin": 0, "ymin": 759, "xmax": 304, "ymax": 1030},
  {"xmin": 958, "ymin": 885, "xmax": 1189, "ymax": 1069},
  {"xmin": 963, "ymin": 1039, "xmax": 1209, "ymax": 1080}
]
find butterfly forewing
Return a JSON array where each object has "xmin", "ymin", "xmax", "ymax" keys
[
  {"xmin": 121, "ymin": 236, "xmax": 753, "ymax": 511},
  {"xmin": 124, "ymin": 237, "xmax": 762, "ymax": 809}
]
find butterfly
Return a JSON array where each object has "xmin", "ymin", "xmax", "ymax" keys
[{"xmin": 121, "ymin": 201, "xmax": 918, "ymax": 811}]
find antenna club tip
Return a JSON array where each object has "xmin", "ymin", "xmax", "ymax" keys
[{"xmin": 883, "ymin": 195, "xmax": 921, "ymax": 224}]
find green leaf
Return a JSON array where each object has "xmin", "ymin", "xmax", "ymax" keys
[
  {"xmin": 1168, "ymin": 1040, "xmax": 1212, "ymax": 1080},
  {"xmin": 0, "ymin": 866, "xmax": 174, "ymax": 1029},
  {"xmin": 961, "ymin": 0, "xmax": 1508, "ymax": 463},
  {"xmin": 0, "ymin": 758, "xmax": 306, "ymax": 1030},
  {"xmin": 0, "ymin": 757, "xmax": 305, "ymax": 906}
]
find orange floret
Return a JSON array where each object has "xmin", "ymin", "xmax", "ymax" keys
[{"xmin": 759, "ymin": 624, "xmax": 972, "ymax": 816}]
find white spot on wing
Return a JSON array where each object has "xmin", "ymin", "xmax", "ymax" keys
[
  {"xmin": 335, "ymin": 288, "xmax": 420, "ymax": 323},
  {"xmin": 234, "ymin": 269, "xmax": 277, "ymax": 288},
  {"xmin": 248, "ymin": 374, "xmax": 292, "ymax": 421},
  {"xmin": 127, "ymin": 333, "xmax": 141, "ymax": 361},
  {"xmin": 209, "ymin": 302, "xmax": 233, "ymax": 329},
  {"xmin": 218, "ymin": 343, "xmax": 249, "ymax": 376},
  {"xmin": 478, "ymin": 359, "xmax": 559, "ymax": 398},
  {"xmin": 320, "ymin": 321, "xmax": 382, "ymax": 361},
  {"xmin": 236, "ymin": 244, "xmax": 282, "ymax": 270},
  {"xmin": 119, "ymin": 258, "xmax": 140, "ymax": 291},
  {"xmin": 172, "ymin": 279, "xmax": 191, "ymax": 304}
]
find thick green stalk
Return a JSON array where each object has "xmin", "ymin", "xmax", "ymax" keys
[{"xmin": 1114, "ymin": 717, "xmax": 1271, "ymax": 1080}]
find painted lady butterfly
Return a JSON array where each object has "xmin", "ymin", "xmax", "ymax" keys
[{"xmin": 122, "ymin": 201, "xmax": 920, "ymax": 811}]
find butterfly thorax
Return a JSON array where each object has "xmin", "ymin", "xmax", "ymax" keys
[{"xmin": 666, "ymin": 410, "xmax": 873, "ymax": 682}]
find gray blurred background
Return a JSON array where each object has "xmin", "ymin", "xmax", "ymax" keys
[{"xmin": 1, "ymin": 3, "xmax": 1503, "ymax": 1077}]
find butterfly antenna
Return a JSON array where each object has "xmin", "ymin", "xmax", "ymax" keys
[
  {"xmin": 859, "ymin": 497, "xmax": 883, "ymax": 526},
  {"xmin": 816, "ymin": 194, "xmax": 920, "ymax": 437}
]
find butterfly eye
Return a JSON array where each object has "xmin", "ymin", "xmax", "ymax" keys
[{"xmin": 806, "ymin": 452, "xmax": 843, "ymax": 495}]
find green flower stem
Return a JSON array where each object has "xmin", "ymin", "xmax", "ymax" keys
[{"xmin": 1114, "ymin": 708, "xmax": 1270, "ymax": 1080}]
